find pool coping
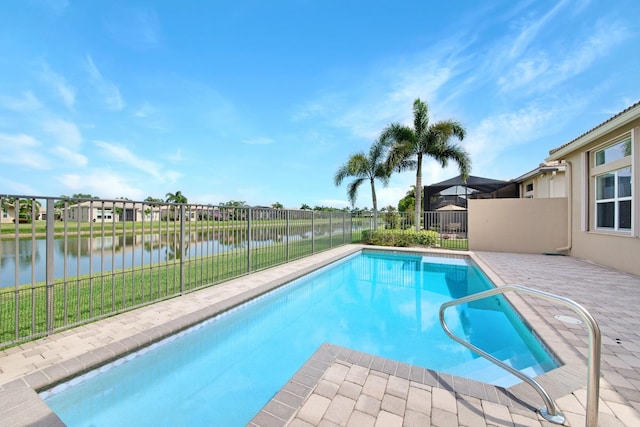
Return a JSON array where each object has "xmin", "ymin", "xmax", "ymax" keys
[{"xmin": 0, "ymin": 245, "xmax": 590, "ymax": 425}]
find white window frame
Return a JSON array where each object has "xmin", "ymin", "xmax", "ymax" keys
[{"xmin": 590, "ymin": 133, "xmax": 633, "ymax": 233}]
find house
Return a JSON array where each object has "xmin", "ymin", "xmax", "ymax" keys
[
  {"xmin": 1, "ymin": 203, "xmax": 16, "ymax": 223},
  {"xmin": 545, "ymin": 100, "xmax": 639, "ymax": 276},
  {"xmin": 0, "ymin": 198, "xmax": 43, "ymax": 223},
  {"xmin": 467, "ymin": 101, "xmax": 639, "ymax": 276},
  {"xmin": 513, "ymin": 161, "xmax": 567, "ymax": 199},
  {"xmin": 63, "ymin": 201, "xmax": 162, "ymax": 222}
]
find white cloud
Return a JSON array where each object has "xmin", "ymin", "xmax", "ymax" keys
[
  {"xmin": 293, "ymin": 42, "xmax": 465, "ymax": 141},
  {"xmin": 0, "ymin": 133, "xmax": 50, "ymax": 169},
  {"xmin": 105, "ymin": 8, "xmax": 162, "ymax": 49},
  {"xmin": 42, "ymin": 118, "xmax": 82, "ymax": 148},
  {"xmin": 505, "ymin": 0, "xmax": 569, "ymax": 61},
  {"xmin": 0, "ymin": 177, "xmax": 39, "ymax": 195},
  {"xmin": 554, "ymin": 19, "xmax": 629, "ymax": 79},
  {"xmin": 94, "ymin": 140, "xmax": 181, "ymax": 184},
  {"xmin": 85, "ymin": 56, "xmax": 124, "ymax": 111},
  {"xmin": 58, "ymin": 170, "xmax": 145, "ymax": 200},
  {"xmin": 40, "ymin": 64, "xmax": 75, "ymax": 109},
  {"xmin": 167, "ymin": 148, "xmax": 184, "ymax": 162},
  {"xmin": 242, "ymin": 137, "xmax": 273, "ymax": 145},
  {"xmin": 498, "ymin": 17, "xmax": 630, "ymax": 94},
  {"xmin": 0, "ymin": 91, "xmax": 42, "ymax": 111},
  {"xmin": 317, "ymin": 199, "xmax": 350, "ymax": 209},
  {"xmin": 465, "ymin": 105, "xmax": 558, "ymax": 173},
  {"xmin": 52, "ymin": 146, "xmax": 88, "ymax": 167},
  {"xmin": 133, "ymin": 102, "xmax": 155, "ymax": 118}
]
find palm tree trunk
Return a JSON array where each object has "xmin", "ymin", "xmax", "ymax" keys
[
  {"xmin": 370, "ymin": 178, "xmax": 378, "ymax": 211},
  {"xmin": 414, "ymin": 155, "xmax": 423, "ymax": 231}
]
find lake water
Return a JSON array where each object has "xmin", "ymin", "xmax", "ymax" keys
[{"xmin": 0, "ymin": 229, "xmax": 315, "ymax": 288}]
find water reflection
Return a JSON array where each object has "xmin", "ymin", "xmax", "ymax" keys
[{"xmin": 0, "ymin": 222, "xmax": 346, "ymax": 288}]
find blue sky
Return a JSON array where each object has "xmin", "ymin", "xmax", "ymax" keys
[{"xmin": 1, "ymin": 0, "xmax": 639, "ymax": 209}]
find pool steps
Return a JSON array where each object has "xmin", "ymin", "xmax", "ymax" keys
[{"xmin": 450, "ymin": 346, "xmax": 546, "ymax": 387}]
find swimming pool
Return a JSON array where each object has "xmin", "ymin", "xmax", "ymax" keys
[{"xmin": 42, "ymin": 250, "xmax": 558, "ymax": 426}]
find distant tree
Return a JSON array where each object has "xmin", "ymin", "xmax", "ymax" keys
[
  {"xmin": 72, "ymin": 193, "xmax": 99, "ymax": 199},
  {"xmin": 300, "ymin": 203, "xmax": 311, "ymax": 210},
  {"xmin": 312, "ymin": 205, "xmax": 344, "ymax": 212},
  {"xmin": 219, "ymin": 200, "xmax": 247, "ymax": 220},
  {"xmin": 334, "ymin": 136, "xmax": 391, "ymax": 211},
  {"xmin": 144, "ymin": 196, "xmax": 164, "ymax": 205},
  {"xmin": 397, "ymin": 194, "xmax": 415, "ymax": 214},
  {"xmin": 54, "ymin": 196, "xmax": 71, "ymax": 210},
  {"xmin": 382, "ymin": 98, "xmax": 470, "ymax": 230},
  {"xmin": 397, "ymin": 185, "xmax": 423, "ymax": 213},
  {"xmin": 380, "ymin": 205, "xmax": 400, "ymax": 229},
  {"xmin": 220, "ymin": 200, "xmax": 247, "ymax": 207},
  {"xmin": 271, "ymin": 202, "xmax": 284, "ymax": 209},
  {"xmin": 165, "ymin": 191, "xmax": 188, "ymax": 204}
]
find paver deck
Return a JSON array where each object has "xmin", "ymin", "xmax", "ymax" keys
[{"xmin": 1, "ymin": 245, "xmax": 640, "ymax": 426}]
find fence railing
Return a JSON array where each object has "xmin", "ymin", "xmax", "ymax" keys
[
  {"xmin": 375, "ymin": 209, "xmax": 468, "ymax": 249},
  {"xmin": 0, "ymin": 195, "xmax": 467, "ymax": 348}
]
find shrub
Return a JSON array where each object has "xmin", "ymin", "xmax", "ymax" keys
[{"xmin": 361, "ymin": 229, "xmax": 438, "ymax": 247}]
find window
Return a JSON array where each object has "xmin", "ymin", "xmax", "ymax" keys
[
  {"xmin": 595, "ymin": 139, "xmax": 631, "ymax": 166},
  {"xmin": 595, "ymin": 168, "xmax": 631, "ymax": 229},
  {"xmin": 591, "ymin": 136, "xmax": 632, "ymax": 232},
  {"xmin": 96, "ymin": 209, "xmax": 113, "ymax": 220},
  {"xmin": 525, "ymin": 183, "xmax": 534, "ymax": 192}
]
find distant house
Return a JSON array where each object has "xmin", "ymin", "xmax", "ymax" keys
[
  {"xmin": 1, "ymin": 204, "xmax": 16, "ymax": 223},
  {"xmin": 513, "ymin": 161, "xmax": 567, "ymax": 199},
  {"xmin": 545, "ymin": 101, "xmax": 639, "ymax": 276},
  {"xmin": 63, "ymin": 201, "xmax": 162, "ymax": 222},
  {"xmin": 0, "ymin": 199, "xmax": 43, "ymax": 223}
]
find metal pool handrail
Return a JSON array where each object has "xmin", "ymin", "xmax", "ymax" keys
[{"xmin": 439, "ymin": 284, "xmax": 601, "ymax": 426}]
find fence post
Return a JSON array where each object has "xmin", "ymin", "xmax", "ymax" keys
[
  {"xmin": 179, "ymin": 204, "xmax": 186, "ymax": 295},
  {"xmin": 311, "ymin": 211, "xmax": 315, "ymax": 254},
  {"xmin": 343, "ymin": 213, "xmax": 346, "ymax": 244},
  {"xmin": 329, "ymin": 213, "xmax": 333, "ymax": 248},
  {"xmin": 45, "ymin": 198, "xmax": 55, "ymax": 335},
  {"xmin": 286, "ymin": 210, "xmax": 290, "ymax": 262},
  {"xmin": 247, "ymin": 207, "xmax": 252, "ymax": 273}
]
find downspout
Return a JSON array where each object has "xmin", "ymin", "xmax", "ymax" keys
[{"xmin": 556, "ymin": 160, "xmax": 572, "ymax": 252}]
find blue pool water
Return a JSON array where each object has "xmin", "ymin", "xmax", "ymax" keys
[{"xmin": 43, "ymin": 251, "xmax": 557, "ymax": 426}]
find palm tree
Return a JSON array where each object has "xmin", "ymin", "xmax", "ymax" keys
[
  {"xmin": 334, "ymin": 136, "xmax": 391, "ymax": 211},
  {"xmin": 13, "ymin": 198, "xmax": 42, "ymax": 223},
  {"xmin": 165, "ymin": 191, "xmax": 188, "ymax": 204},
  {"xmin": 382, "ymin": 98, "xmax": 470, "ymax": 230}
]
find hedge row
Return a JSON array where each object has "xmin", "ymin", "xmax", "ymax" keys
[{"xmin": 361, "ymin": 229, "xmax": 438, "ymax": 247}]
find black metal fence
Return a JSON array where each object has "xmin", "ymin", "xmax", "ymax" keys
[{"xmin": 0, "ymin": 195, "xmax": 466, "ymax": 348}]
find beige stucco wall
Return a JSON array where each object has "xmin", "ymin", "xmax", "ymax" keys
[
  {"xmin": 520, "ymin": 171, "xmax": 567, "ymax": 199},
  {"xmin": 468, "ymin": 198, "xmax": 568, "ymax": 254},
  {"xmin": 548, "ymin": 121, "xmax": 640, "ymax": 277}
]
